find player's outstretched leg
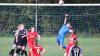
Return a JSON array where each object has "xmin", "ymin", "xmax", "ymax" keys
[
  {"xmin": 14, "ymin": 47, "xmax": 22, "ymax": 56},
  {"xmin": 28, "ymin": 48, "xmax": 33, "ymax": 56},
  {"xmin": 9, "ymin": 44, "xmax": 17, "ymax": 56},
  {"xmin": 20, "ymin": 46, "xmax": 27, "ymax": 56},
  {"xmin": 21, "ymin": 50, "xmax": 27, "ymax": 56},
  {"xmin": 24, "ymin": 50, "xmax": 27, "ymax": 56},
  {"xmin": 56, "ymin": 35, "xmax": 60, "ymax": 46},
  {"xmin": 9, "ymin": 49, "xmax": 15, "ymax": 56},
  {"xmin": 60, "ymin": 38, "xmax": 66, "ymax": 49}
]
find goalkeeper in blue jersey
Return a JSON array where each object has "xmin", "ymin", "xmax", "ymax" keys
[{"xmin": 56, "ymin": 14, "xmax": 73, "ymax": 49}]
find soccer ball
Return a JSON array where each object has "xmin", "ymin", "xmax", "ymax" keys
[{"xmin": 59, "ymin": 0, "xmax": 64, "ymax": 5}]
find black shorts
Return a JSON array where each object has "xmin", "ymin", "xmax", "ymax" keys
[{"xmin": 18, "ymin": 39, "xmax": 27, "ymax": 47}]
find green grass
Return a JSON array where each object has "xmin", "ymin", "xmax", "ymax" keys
[{"xmin": 0, "ymin": 36, "xmax": 100, "ymax": 56}]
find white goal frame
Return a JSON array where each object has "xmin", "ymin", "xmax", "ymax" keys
[
  {"xmin": 0, "ymin": 3, "xmax": 100, "ymax": 6},
  {"xmin": 0, "ymin": 3, "xmax": 100, "ymax": 31}
]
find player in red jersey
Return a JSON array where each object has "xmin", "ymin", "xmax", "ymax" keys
[
  {"xmin": 32, "ymin": 40, "xmax": 45, "ymax": 56},
  {"xmin": 27, "ymin": 26, "xmax": 41, "ymax": 56},
  {"xmin": 68, "ymin": 30, "xmax": 77, "ymax": 47},
  {"xmin": 65, "ymin": 30, "xmax": 78, "ymax": 56},
  {"xmin": 64, "ymin": 30, "xmax": 82, "ymax": 56},
  {"xmin": 64, "ymin": 40, "xmax": 82, "ymax": 56}
]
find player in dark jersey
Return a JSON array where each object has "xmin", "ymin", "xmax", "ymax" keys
[
  {"xmin": 64, "ymin": 39, "xmax": 83, "ymax": 56},
  {"xmin": 14, "ymin": 24, "xmax": 27, "ymax": 56},
  {"xmin": 9, "ymin": 24, "xmax": 21, "ymax": 56}
]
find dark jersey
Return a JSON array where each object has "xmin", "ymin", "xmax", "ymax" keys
[
  {"xmin": 71, "ymin": 46, "xmax": 81, "ymax": 56},
  {"xmin": 17, "ymin": 29, "xmax": 27, "ymax": 46},
  {"xmin": 18, "ymin": 29, "xmax": 27, "ymax": 41}
]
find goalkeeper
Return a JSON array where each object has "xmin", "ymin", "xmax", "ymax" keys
[{"xmin": 56, "ymin": 14, "xmax": 73, "ymax": 49}]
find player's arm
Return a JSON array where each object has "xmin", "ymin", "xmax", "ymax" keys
[
  {"xmin": 40, "ymin": 48, "xmax": 45, "ymax": 56},
  {"xmin": 15, "ymin": 30, "xmax": 19, "ymax": 42},
  {"xmin": 80, "ymin": 54, "xmax": 83, "ymax": 56},
  {"xmin": 37, "ymin": 34, "xmax": 41, "ymax": 40},
  {"xmin": 24, "ymin": 29, "xmax": 28, "ymax": 37},
  {"xmin": 64, "ymin": 14, "xmax": 68, "ymax": 24},
  {"xmin": 36, "ymin": 32, "xmax": 41, "ymax": 40},
  {"xmin": 22, "ymin": 29, "xmax": 28, "ymax": 38},
  {"xmin": 80, "ymin": 48, "xmax": 83, "ymax": 56}
]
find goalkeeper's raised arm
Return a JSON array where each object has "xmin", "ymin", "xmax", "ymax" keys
[{"xmin": 64, "ymin": 14, "xmax": 69, "ymax": 24}]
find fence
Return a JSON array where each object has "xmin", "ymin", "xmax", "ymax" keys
[{"xmin": 0, "ymin": 5, "xmax": 100, "ymax": 37}]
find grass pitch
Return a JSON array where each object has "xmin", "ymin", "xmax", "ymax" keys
[{"xmin": 0, "ymin": 35, "xmax": 100, "ymax": 56}]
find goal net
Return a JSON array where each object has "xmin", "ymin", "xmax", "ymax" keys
[{"xmin": 0, "ymin": 4, "xmax": 100, "ymax": 36}]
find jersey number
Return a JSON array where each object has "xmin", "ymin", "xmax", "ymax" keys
[
  {"xmin": 37, "ymin": 49, "xmax": 40, "ymax": 54},
  {"xmin": 73, "ymin": 49, "xmax": 79, "ymax": 56}
]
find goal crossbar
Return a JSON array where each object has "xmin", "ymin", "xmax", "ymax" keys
[{"xmin": 0, "ymin": 3, "xmax": 100, "ymax": 6}]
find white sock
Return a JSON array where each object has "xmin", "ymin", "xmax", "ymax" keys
[{"xmin": 14, "ymin": 53, "xmax": 17, "ymax": 56}]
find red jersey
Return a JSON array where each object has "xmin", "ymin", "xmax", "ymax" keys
[
  {"xmin": 66, "ymin": 34, "xmax": 78, "ymax": 56},
  {"xmin": 32, "ymin": 45, "xmax": 44, "ymax": 56},
  {"xmin": 27, "ymin": 31, "xmax": 38, "ymax": 48},
  {"xmin": 68, "ymin": 34, "xmax": 77, "ymax": 46}
]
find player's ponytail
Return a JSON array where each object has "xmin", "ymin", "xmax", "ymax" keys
[{"xmin": 28, "ymin": 28, "xmax": 31, "ymax": 32}]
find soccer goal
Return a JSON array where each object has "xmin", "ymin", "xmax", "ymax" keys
[{"xmin": 0, "ymin": 4, "xmax": 100, "ymax": 36}]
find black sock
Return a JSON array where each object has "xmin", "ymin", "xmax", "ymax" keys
[
  {"xmin": 21, "ymin": 50, "xmax": 24, "ymax": 55},
  {"xmin": 21, "ymin": 50, "xmax": 27, "ymax": 56},
  {"xmin": 9, "ymin": 49, "xmax": 15, "ymax": 56},
  {"xmin": 24, "ymin": 50, "xmax": 27, "ymax": 56},
  {"xmin": 16, "ymin": 48, "xmax": 21, "ymax": 54}
]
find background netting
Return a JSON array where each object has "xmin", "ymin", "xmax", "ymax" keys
[{"xmin": 0, "ymin": 6, "xmax": 100, "ymax": 37}]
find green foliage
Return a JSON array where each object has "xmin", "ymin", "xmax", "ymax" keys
[{"xmin": 0, "ymin": 6, "xmax": 100, "ymax": 36}]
